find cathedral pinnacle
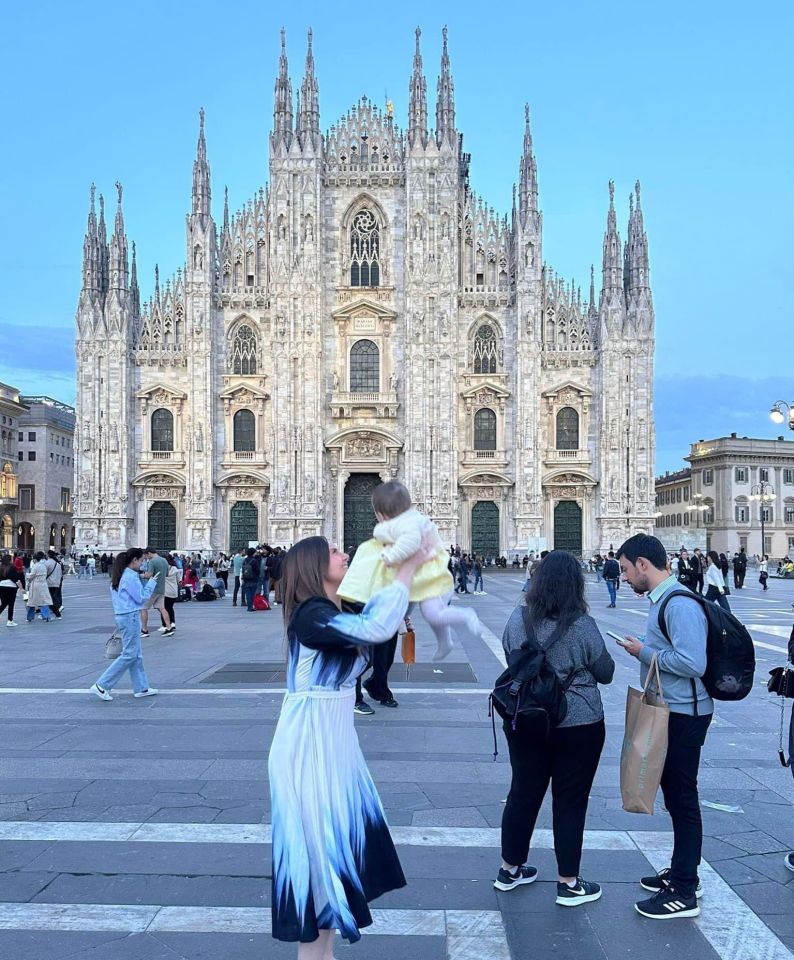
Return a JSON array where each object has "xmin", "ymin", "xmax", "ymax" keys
[
  {"xmin": 272, "ymin": 27, "xmax": 294, "ymax": 151},
  {"xmin": 435, "ymin": 25, "xmax": 456, "ymax": 148},
  {"xmin": 518, "ymin": 103, "xmax": 538, "ymax": 225},
  {"xmin": 625, "ymin": 179, "xmax": 649, "ymax": 295},
  {"xmin": 191, "ymin": 108, "xmax": 211, "ymax": 221},
  {"xmin": 408, "ymin": 26, "xmax": 428, "ymax": 148},
  {"xmin": 109, "ymin": 180, "xmax": 128, "ymax": 292},
  {"xmin": 297, "ymin": 27, "xmax": 320, "ymax": 151},
  {"xmin": 601, "ymin": 180, "xmax": 622, "ymax": 299}
]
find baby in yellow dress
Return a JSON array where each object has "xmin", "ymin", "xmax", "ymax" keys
[{"xmin": 338, "ymin": 480, "xmax": 481, "ymax": 661}]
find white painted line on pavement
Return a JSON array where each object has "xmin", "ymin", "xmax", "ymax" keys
[
  {"xmin": 0, "ymin": 686, "xmax": 494, "ymax": 696},
  {"xmin": 480, "ymin": 624, "xmax": 507, "ymax": 668},
  {"xmin": 632, "ymin": 831, "xmax": 793, "ymax": 960}
]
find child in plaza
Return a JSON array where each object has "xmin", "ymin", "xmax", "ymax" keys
[{"xmin": 339, "ymin": 480, "xmax": 481, "ymax": 660}]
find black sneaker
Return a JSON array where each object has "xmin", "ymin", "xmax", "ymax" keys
[
  {"xmin": 556, "ymin": 878, "xmax": 602, "ymax": 906},
  {"xmin": 140, "ymin": 630, "xmax": 149, "ymax": 637},
  {"xmin": 162, "ymin": 627, "xmax": 176, "ymax": 637},
  {"xmin": 353, "ymin": 701, "xmax": 375, "ymax": 716},
  {"xmin": 784, "ymin": 853, "xmax": 794, "ymax": 873},
  {"xmin": 640, "ymin": 867, "xmax": 702, "ymax": 899},
  {"xmin": 493, "ymin": 865, "xmax": 538, "ymax": 892},
  {"xmin": 635, "ymin": 886, "xmax": 700, "ymax": 919}
]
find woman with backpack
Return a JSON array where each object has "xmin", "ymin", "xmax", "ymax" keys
[
  {"xmin": 705, "ymin": 551, "xmax": 731, "ymax": 612},
  {"xmin": 494, "ymin": 550, "xmax": 614, "ymax": 906}
]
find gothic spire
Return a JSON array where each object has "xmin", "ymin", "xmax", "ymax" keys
[
  {"xmin": 223, "ymin": 186, "xmax": 230, "ymax": 233},
  {"xmin": 192, "ymin": 108, "xmax": 211, "ymax": 220},
  {"xmin": 97, "ymin": 192, "xmax": 110, "ymax": 296},
  {"xmin": 272, "ymin": 27, "xmax": 293, "ymax": 150},
  {"xmin": 81, "ymin": 184, "xmax": 101, "ymax": 297},
  {"xmin": 518, "ymin": 103, "xmax": 538, "ymax": 225},
  {"xmin": 297, "ymin": 27, "xmax": 320, "ymax": 150},
  {"xmin": 601, "ymin": 180, "xmax": 622, "ymax": 299},
  {"xmin": 130, "ymin": 241, "xmax": 140, "ymax": 317},
  {"xmin": 625, "ymin": 180, "xmax": 650, "ymax": 294},
  {"xmin": 408, "ymin": 26, "xmax": 428, "ymax": 148},
  {"xmin": 435, "ymin": 25, "xmax": 456, "ymax": 147},
  {"xmin": 109, "ymin": 181, "xmax": 129, "ymax": 291},
  {"xmin": 588, "ymin": 264, "xmax": 597, "ymax": 316}
]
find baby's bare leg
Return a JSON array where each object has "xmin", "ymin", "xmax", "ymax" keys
[{"xmin": 420, "ymin": 594, "xmax": 481, "ymax": 661}]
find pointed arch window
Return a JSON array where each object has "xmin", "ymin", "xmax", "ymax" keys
[
  {"xmin": 473, "ymin": 324, "xmax": 498, "ymax": 374},
  {"xmin": 350, "ymin": 209, "xmax": 380, "ymax": 287},
  {"xmin": 233, "ymin": 409, "xmax": 256, "ymax": 452},
  {"xmin": 151, "ymin": 408, "xmax": 174, "ymax": 452},
  {"xmin": 556, "ymin": 407, "xmax": 579, "ymax": 451},
  {"xmin": 474, "ymin": 408, "xmax": 497, "ymax": 451},
  {"xmin": 232, "ymin": 324, "xmax": 257, "ymax": 375},
  {"xmin": 349, "ymin": 339, "xmax": 380, "ymax": 393}
]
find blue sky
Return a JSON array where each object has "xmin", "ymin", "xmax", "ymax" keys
[{"xmin": 1, "ymin": 0, "xmax": 792, "ymax": 471}]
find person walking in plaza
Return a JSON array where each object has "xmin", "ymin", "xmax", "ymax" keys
[
  {"xmin": 241, "ymin": 548, "xmax": 260, "ymax": 611},
  {"xmin": 163, "ymin": 553, "xmax": 180, "ymax": 629},
  {"xmin": 25, "ymin": 552, "xmax": 53, "ymax": 623},
  {"xmin": 473, "ymin": 555, "xmax": 486, "ymax": 594},
  {"xmin": 231, "ymin": 548, "xmax": 244, "ymax": 606},
  {"xmin": 91, "ymin": 548, "xmax": 159, "ymax": 701},
  {"xmin": 732, "ymin": 549, "xmax": 747, "ymax": 590},
  {"xmin": 495, "ymin": 550, "xmax": 614, "ymax": 905},
  {"xmin": 704, "ymin": 550, "xmax": 731, "ymax": 612},
  {"xmin": 691, "ymin": 548, "xmax": 705, "ymax": 595},
  {"xmin": 269, "ymin": 535, "xmax": 433, "ymax": 956},
  {"xmin": 0, "ymin": 554, "xmax": 23, "ymax": 626},
  {"xmin": 616, "ymin": 534, "xmax": 712, "ymax": 919},
  {"xmin": 759, "ymin": 554, "xmax": 769, "ymax": 591},
  {"xmin": 217, "ymin": 552, "xmax": 230, "ymax": 591},
  {"xmin": 603, "ymin": 551, "xmax": 620, "ymax": 607},
  {"xmin": 45, "ymin": 550, "xmax": 64, "ymax": 619},
  {"xmin": 270, "ymin": 546, "xmax": 284, "ymax": 605},
  {"xmin": 140, "ymin": 548, "xmax": 174, "ymax": 637}
]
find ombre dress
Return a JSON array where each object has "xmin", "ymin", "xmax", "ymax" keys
[{"xmin": 269, "ymin": 582, "xmax": 409, "ymax": 944}]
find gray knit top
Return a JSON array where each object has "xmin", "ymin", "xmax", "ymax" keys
[{"xmin": 501, "ymin": 607, "xmax": 615, "ymax": 727}]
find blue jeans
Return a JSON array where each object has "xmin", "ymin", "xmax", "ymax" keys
[
  {"xmin": 242, "ymin": 581, "xmax": 258, "ymax": 610},
  {"xmin": 606, "ymin": 580, "xmax": 617, "ymax": 605},
  {"xmin": 97, "ymin": 612, "xmax": 149, "ymax": 694},
  {"xmin": 26, "ymin": 604, "xmax": 51, "ymax": 622},
  {"xmin": 474, "ymin": 573, "xmax": 484, "ymax": 591},
  {"xmin": 258, "ymin": 576, "xmax": 270, "ymax": 599}
]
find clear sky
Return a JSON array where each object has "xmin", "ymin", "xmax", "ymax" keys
[{"xmin": 1, "ymin": 0, "xmax": 792, "ymax": 471}]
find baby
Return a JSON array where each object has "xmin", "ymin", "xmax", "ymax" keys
[{"xmin": 338, "ymin": 480, "xmax": 481, "ymax": 661}]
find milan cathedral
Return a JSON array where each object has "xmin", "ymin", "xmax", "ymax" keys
[{"xmin": 73, "ymin": 27, "xmax": 655, "ymax": 556}]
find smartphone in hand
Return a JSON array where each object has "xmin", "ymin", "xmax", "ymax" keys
[{"xmin": 607, "ymin": 630, "xmax": 630, "ymax": 647}]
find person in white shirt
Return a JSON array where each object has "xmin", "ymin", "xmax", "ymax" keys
[
  {"xmin": 704, "ymin": 551, "xmax": 731, "ymax": 611},
  {"xmin": 759, "ymin": 554, "xmax": 769, "ymax": 591}
]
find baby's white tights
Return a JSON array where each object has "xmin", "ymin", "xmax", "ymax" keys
[{"xmin": 419, "ymin": 593, "xmax": 481, "ymax": 662}]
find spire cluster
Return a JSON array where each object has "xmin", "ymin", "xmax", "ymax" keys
[{"xmin": 192, "ymin": 107, "xmax": 211, "ymax": 220}]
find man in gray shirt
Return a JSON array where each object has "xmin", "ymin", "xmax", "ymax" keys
[
  {"xmin": 141, "ymin": 548, "xmax": 173, "ymax": 637},
  {"xmin": 616, "ymin": 534, "xmax": 710, "ymax": 921}
]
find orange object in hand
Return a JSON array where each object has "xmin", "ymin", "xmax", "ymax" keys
[{"xmin": 401, "ymin": 629, "xmax": 416, "ymax": 665}]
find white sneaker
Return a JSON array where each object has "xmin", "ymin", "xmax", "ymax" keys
[
  {"xmin": 157, "ymin": 626, "xmax": 168, "ymax": 634},
  {"xmin": 133, "ymin": 688, "xmax": 158, "ymax": 698},
  {"xmin": 6, "ymin": 621, "xmax": 17, "ymax": 627},
  {"xmin": 90, "ymin": 683, "xmax": 113, "ymax": 701}
]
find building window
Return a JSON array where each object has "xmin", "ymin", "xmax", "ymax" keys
[
  {"xmin": 349, "ymin": 339, "xmax": 380, "ymax": 393},
  {"xmin": 789, "ymin": 537, "xmax": 794, "ymax": 554},
  {"xmin": 739, "ymin": 535, "xmax": 748, "ymax": 551},
  {"xmin": 60, "ymin": 488, "xmax": 70, "ymax": 512},
  {"xmin": 474, "ymin": 408, "xmax": 497, "ymax": 451},
  {"xmin": 151, "ymin": 408, "xmax": 174, "ymax": 452},
  {"xmin": 735, "ymin": 505, "xmax": 749, "ymax": 523},
  {"xmin": 555, "ymin": 407, "xmax": 579, "ymax": 451},
  {"xmin": 762, "ymin": 506, "xmax": 773, "ymax": 523},
  {"xmin": 784, "ymin": 469, "xmax": 794, "ymax": 485},
  {"xmin": 735, "ymin": 467, "xmax": 748, "ymax": 483},
  {"xmin": 703, "ymin": 469, "xmax": 713, "ymax": 485},
  {"xmin": 684, "ymin": 512, "xmax": 689, "ymax": 524},
  {"xmin": 684, "ymin": 485, "xmax": 690, "ymax": 501},
  {"xmin": 350, "ymin": 209, "xmax": 380, "ymax": 287},
  {"xmin": 17, "ymin": 451, "xmax": 22, "ymax": 461},
  {"xmin": 760, "ymin": 467, "xmax": 770, "ymax": 482},
  {"xmin": 17, "ymin": 431, "xmax": 22, "ymax": 441},
  {"xmin": 764, "ymin": 535, "xmax": 773, "ymax": 554},
  {"xmin": 472, "ymin": 324, "xmax": 498, "ymax": 375},
  {"xmin": 676, "ymin": 488, "xmax": 682, "ymax": 502},
  {"xmin": 233, "ymin": 409, "xmax": 256, "ymax": 452},
  {"xmin": 232, "ymin": 324, "xmax": 257, "ymax": 376},
  {"xmin": 28, "ymin": 432, "xmax": 35, "ymax": 442},
  {"xmin": 19, "ymin": 485, "xmax": 34, "ymax": 510},
  {"xmin": 785, "ymin": 506, "xmax": 794, "ymax": 524},
  {"xmin": 27, "ymin": 451, "xmax": 35, "ymax": 461},
  {"xmin": 677, "ymin": 513, "xmax": 682, "ymax": 525}
]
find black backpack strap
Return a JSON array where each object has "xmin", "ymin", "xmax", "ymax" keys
[
  {"xmin": 520, "ymin": 608, "xmax": 582, "ymax": 688},
  {"xmin": 657, "ymin": 588, "xmax": 705, "ymax": 716}
]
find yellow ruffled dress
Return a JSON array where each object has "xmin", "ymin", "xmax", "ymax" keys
[{"xmin": 338, "ymin": 538, "xmax": 454, "ymax": 605}]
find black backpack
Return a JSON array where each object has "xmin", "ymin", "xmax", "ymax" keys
[
  {"xmin": 488, "ymin": 610, "xmax": 581, "ymax": 757},
  {"xmin": 241, "ymin": 556, "xmax": 259, "ymax": 582},
  {"xmin": 658, "ymin": 589, "xmax": 755, "ymax": 702}
]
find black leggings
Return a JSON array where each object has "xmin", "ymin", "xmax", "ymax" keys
[
  {"xmin": 501, "ymin": 718, "xmax": 605, "ymax": 877},
  {"xmin": 164, "ymin": 596, "xmax": 176, "ymax": 625},
  {"xmin": 0, "ymin": 587, "xmax": 17, "ymax": 622}
]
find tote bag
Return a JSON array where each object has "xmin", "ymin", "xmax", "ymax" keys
[{"xmin": 620, "ymin": 655, "xmax": 670, "ymax": 814}]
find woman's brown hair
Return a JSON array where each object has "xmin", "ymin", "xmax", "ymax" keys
[
  {"xmin": 280, "ymin": 537, "xmax": 331, "ymax": 626},
  {"xmin": 111, "ymin": 548, "xmax": 144, "ymax": 591}
]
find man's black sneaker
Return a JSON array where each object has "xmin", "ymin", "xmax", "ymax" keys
[
  {"xmin": 784, "ymin": 853, "xmax": 794, "ymax": 873},
  {"xmin": 493, "ymin": 865, "xmax": 538, "ymax": 892},
  {"xmin": 640, "ymin": 867, "xmax": 702, "ymax": 899},
  {"xmin": 635, "ymin": 887, "xmax": 700, "ymax": 919},
  {"xmin": 555, "ymin": 878, "xmax": 602, "ymax": 906},
  {"xmin": 353, "ymin": 701, "xmax": 375, "ymax": 716}
]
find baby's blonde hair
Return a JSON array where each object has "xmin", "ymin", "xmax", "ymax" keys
[{"xmin": 371, "ymin": 480, "xmax": 412, "ymax": 519}]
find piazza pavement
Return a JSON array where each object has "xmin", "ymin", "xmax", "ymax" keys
[{"xmin": 0, "ymin": 566, "xmax": 793, "ymax": 959}]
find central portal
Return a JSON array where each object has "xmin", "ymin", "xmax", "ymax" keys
[
  {"xmin": 553, "ymin": 500, "xmax": 583, "ymax": 556},
  {"xmin": 229, "ymin": 501, "xmax": 258, "ymax": 552},
  {"xmin": 343, "ymin": 473, "xmax": 380, "ymax": 554}
]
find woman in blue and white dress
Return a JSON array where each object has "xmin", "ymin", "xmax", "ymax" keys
[{"xmin": 270, "ymin": 535, "xmax": 433, "ymax": 958}]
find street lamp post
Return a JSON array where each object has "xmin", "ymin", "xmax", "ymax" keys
[
  {"xmin": 750, "ymin": 480, "xmax": 775, "ymax": 557},
  {"xmin": 770, "ymin": 402, "xmax": 794, "ymax": 431}
]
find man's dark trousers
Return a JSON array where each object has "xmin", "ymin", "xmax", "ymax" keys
[
  {"xmin": 659, "ymin": 712, "xmax": 712, "ymax": 897},
  {"xmin": 360, "ymin": 633, "xmax": 398, "ymax": 703}
]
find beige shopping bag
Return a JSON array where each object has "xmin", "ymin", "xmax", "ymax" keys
[{"xmin": 620, "ymin": 655, "xmax": 670, "ymax": 814}]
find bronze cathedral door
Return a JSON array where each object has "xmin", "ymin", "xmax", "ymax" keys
[{"xmin": 343, "ymin": 473, "xmax": 380, "ymax": 554}]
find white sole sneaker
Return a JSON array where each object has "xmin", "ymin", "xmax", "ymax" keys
[
  {"xmin": 133, "ymin": 688, "xmax": 158, "ymax": 698},
  {"xmin": 90, "ymin": 683, "xmax": 113, "ymax": 701},
  {"xmin": 6, "ymin": 622, "xmax": 17, "ymax": 627}
]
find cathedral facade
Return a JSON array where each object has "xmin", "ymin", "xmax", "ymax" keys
[{"xmin": 73, "ymin": 28, "xmax": 655, "ymax": 557}]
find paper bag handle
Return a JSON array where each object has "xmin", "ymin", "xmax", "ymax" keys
[{"xmin": 642, "ymin": 653, "xmax": 667, "ymax": 705}]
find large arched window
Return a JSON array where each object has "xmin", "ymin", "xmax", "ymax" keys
[
  {"xmin": 232, "ymin": 324, "xmax": 257, "ymax": 375},
  {"xmin": 556, "ymin": 407, "xmax": 579, "ymax": 450},
  {"xmin": 350, "ymin": 209, "xmax": 380, "ymax": 287},
  {"xmin": 151, "ymin": 408, "xmax": 174, "ymax": 452},
  {"xmin": 349, "ymin": 339, "xmax": 380, "ymax": 393},
  {"xmin": 474, "ymin": 408, "xmax": 497, "ymax": 451},
  {"xmin": 472, "ymin": 324, "xmax": 498, "ymax": 375},
  {"xmin": 233, "ymin": 409, "xmax": 256, "ymax": 452}
]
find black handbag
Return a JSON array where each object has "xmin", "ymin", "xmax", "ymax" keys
[{"xmin": 768, "ymin": 666, "xmax": 794, "ymax": 698}]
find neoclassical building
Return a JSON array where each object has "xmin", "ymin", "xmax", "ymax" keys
[{"xmin": 73, "ymin": 28, "xmax": 655, "ymax": 556}]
